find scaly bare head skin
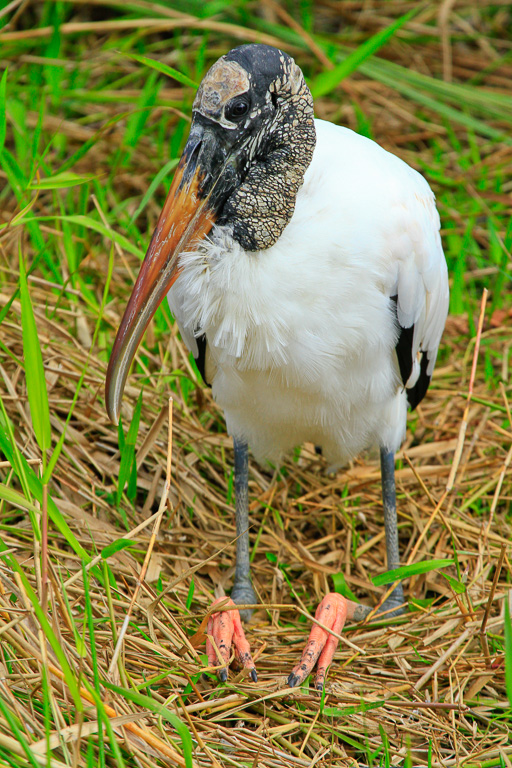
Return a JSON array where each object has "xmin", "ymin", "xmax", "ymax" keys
[
  {"xmin": 193, "ymin": 59, "xmax": 250, "ymax": 129},
  {"xmin": 105, "ymin": 44, "xmax": 316, "ymax": 423}
]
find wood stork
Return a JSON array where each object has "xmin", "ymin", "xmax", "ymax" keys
[{"xmin": 106, "ymin": 44, "xmax": 449, "ymax": 688}]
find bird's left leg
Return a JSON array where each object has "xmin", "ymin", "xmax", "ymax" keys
[
  {"xmin": 287, "ymin": 451, "xmax": 406, "ymax": 689},
  {"xmin": 205, "ymin": 437, "xmax": 257, "ymax": 682},
  {"xmin": 380, "ymin": 447, "xmax": 405, "ymax": 614}
]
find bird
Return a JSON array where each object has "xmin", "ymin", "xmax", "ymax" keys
[{"xmin": 106, "ymin": 43, "xmax": 449, "ymax": 689}]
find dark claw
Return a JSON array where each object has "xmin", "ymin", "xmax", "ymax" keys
[
  {"xmin": 218, "ymin": 668, "xmax": 228, "ymax": 682},
  {"xmin": 250, "ymin": 668, "xmax": 258, "ymax": 682},
  {"xmin": 287, "ymin": 672, "xmax": 300, "ymax": 688}
]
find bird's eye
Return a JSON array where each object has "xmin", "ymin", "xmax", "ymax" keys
[{"xmin": 227, "ymin": 98, "xmax": 250, "ymax": 120}]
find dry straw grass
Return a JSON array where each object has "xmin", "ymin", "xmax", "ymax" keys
[{"xmin": 1, "ymin": 1, "xmax": 511, "ymax": 766}]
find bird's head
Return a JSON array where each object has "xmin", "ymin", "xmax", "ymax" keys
[{"xmin": 105, "ymin": 44, "xmax": 315, "ymax": 423}]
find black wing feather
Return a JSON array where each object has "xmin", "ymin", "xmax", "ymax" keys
[
  {"xmin": 404, "ymin": 350, "xmax": 431, "ymax": 410},
  {"xmin": 391, "ymin": 295, "xmax": 431, "ymax": 411},
  {"xmin": 194, "ymin": 333, "xmax": 211, "ymax": 386}
]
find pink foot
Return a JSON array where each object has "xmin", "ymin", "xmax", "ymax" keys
[
  {"xmin": 205, "ymin": 597, "xmax": 257, "ymax": 682},
  {"xmin": 288, "ymin": 593, "xmax": 348, "ymax": 690}
]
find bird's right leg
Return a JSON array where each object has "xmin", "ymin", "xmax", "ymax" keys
[
  {"xmin": 205, "ymin": 437, "xmax": 257, "ymax": 682},
  {"xmin": 230, "ymin": 437, "xmax": 257, "ymax": 620}
]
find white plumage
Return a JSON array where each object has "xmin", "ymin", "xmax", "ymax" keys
[{"xmin": 168, "ymin": 119, "xmax": 449, "ymax": 469}]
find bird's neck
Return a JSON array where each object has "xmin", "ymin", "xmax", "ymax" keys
[{"xmin": 222, "ymin": 82, "xmax": 316, "ymax": 252}]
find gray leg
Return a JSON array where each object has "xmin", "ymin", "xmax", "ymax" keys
[
  {"xmin": 380, "ymin": 447, "xmax": 405, "ymax": 613},
  {"xmin": 230, "ymin": 437, "xmax": 256, "ymax": 621}
]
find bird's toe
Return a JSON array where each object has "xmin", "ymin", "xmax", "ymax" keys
[
  {"xmin": 287, "ymin": 670, "xmax": 302, "ymax": 688},
  {"xmin": 205, "ymin": 597, "xmax": 257, "ymax": 683},
  {"xmin": 288, "ymin": 593, "xmax": 348, "ymax": 689}
]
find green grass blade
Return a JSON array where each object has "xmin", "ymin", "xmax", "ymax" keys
[
  {"xmin": 43, "ymin": 241, "xmax": 115, "ymax": 483},
  {"xmin": 27, "ymin": 171, "xmax": 98, "ymax": 190},
  {"xmin": 0, "ymin": 482, "xmax": 40, "ymax": 516},
  {"xmin": 0, "ymin": 426, "xmax": 92, "ymax": 563},
  {"xmin": 311, "ymin": 7, "xmax": 418, "ymax": 98},
  {"xmin": 332, "ymin": 571, "xmax": 358, "ymax": 602},
  {"xmin": 18, "ymin": 251, "xmax": 51, "ymax": 455},
  {"xmin": 359, "ymin": 55, "xmax": 512, "ymax": 120},
  {"xmin": 44, "ymin": 2, "xmax": 63, "ymax": 104},
  {"xmin": 103, "ymin": 682, "xmax": 194, "ymax": 768},
  {"xmin": 29, "ymin": 93, "xmax": 45, "ymax": 182},
  {"xmin": 0, "ymin": 696, "xmax": 40, "ymax": 768},
  {"xmin": 0, "ymin": 399, "xmax": 33, "ymax": 505},
  {"xmin": 81, "ymin": 680, "xmax": 126, "ymax": 768},
  {"xmin": 186, "ymin": 578, "xmax": 195, "ymax": 610},
  {"xmin": 122, "ymin": 72, "xmax": 159, "ymax": 157},
  {"xmin": 322, "ymin": 699, "xmax": 386, "ymax": 717},
  {"xmin": 4, "ymin": 215, "xmax": 144, "ymax": 259},
  {"xmin": 440, "ymin": 572, "xmax": 466, "ymax": 595},
  {"xmin": 116, "ymin": 393, "xmax": 142, "ymax": 506},
  {"xmin": 0, "ymin": 68, "xmax": 7, "ymax": 154},
  {"xmin": 0, "ymin": 540, "xmax": 83, "ymax": 712},
  {"xmin": 0, "ymin": 243, "xmax": 45, "ymax": 328},
  {"xmin": 129, "ymin": 157, "xmax": 179, "ymax": 225},
  {"xmin": 1, "ymin": 146, "xmax": 26, "ymax": 198},
  {"xmin": 372, "ymin": 559, "xmax": 454, "ymax": 586},
  {"xmin": 82, "ymin": 563, "xmax": 106, "ymax": 764},
  {"xmin": 125, "ymin": 53, "xmax": 198, "ymax": 89},
  {"xmin": 101, "ymin": 539, "xmax": 134, "ymax": 559},
  {"xmin": 40, "ymin": 666, "xmax": 54, "ymax": 767},
  {"xmin": 362, "ymin": 69, "xmax": 512, "ymax": 144},
  {"xmin": 55, "ymin": 110, "xmax": 135, "ymax": 175},
  {"xmin": 56, "ymin": 569, "xmax": 86, "ymax": 658},
  {"xmin": 505, "ymin": 591, "xmax": 512, "ymax": 706}
]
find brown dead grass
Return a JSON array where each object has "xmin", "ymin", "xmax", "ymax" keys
[{"xmin": 1, "ymin": 264, "xmax": 511, "ymax": 766}]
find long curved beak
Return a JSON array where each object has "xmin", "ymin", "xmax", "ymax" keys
[{"xmin": 105, "ymin": 125, "xmax": 226, "ymax": 424}]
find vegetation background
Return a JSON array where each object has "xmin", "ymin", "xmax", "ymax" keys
[{"xmin": 0, "ymin": 1, "xmax": 511, "ymax": 766}]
